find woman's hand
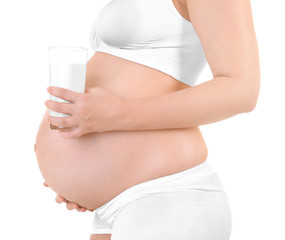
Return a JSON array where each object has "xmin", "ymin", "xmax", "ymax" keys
[
  {"xmin": 45, "ymin": 86, "xmax": 128, "ymax": 138},
  {"xmin": 43, "ymin": 181, "xmax": 94, "ymax": 212}
]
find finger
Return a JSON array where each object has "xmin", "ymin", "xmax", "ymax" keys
[
  {"xmin": 86, "ymin": 87, "xmax": 97, "ymax": 94},
  {"xmin": 55, "ymin": 194, "xmax": 67, "ymax": 204},
  {"xmin": 47, "ymin": 115, "xmax": 76, "ymax": 129},
  {"xmin": 76, "ymin": 207, "xmax": 84, "ymax": 212},
  {"xmin": 47, "ymin": 86, "xmax": 78, "ymax": 103},
  {"xmin": 78, "ymin": 206, "xmax": 87, "ymax": 211},
  {"xmin": 79, "ymin": 208, "xmax": 87, "ymax": 212},
  {"xmin": 66, "ymin": 202, "xmax": 79, "ymax": 210},
  {"xmin": 45, "ymin": 100, "xmax": 73, "ymax": 115},
  {"xmin": 59, "ymin": 126, "xmax": 82, "ymax": 139},
  {"xmin": 55, "ymin": 195, "xmax": 63, "ymax": 204}
]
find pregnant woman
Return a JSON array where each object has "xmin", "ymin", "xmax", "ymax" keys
[{"xmin": 35, "ymin": 0, "xmax": 260, "ymax": 239}]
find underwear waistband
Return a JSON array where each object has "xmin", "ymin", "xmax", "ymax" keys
[{"xmin": 95, "ymin": 160, "xmax": 223, "ymax": 218}]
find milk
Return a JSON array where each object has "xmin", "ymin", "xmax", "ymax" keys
[{"xmin": 49, "ymin": 62, "xmax": 87, "ymax": 118}]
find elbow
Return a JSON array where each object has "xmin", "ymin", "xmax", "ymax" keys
[
  {"xmin": 240, "ymin": 78, "xmax": 261, "ymax": 113},
  {"xmin": 244, "ymin": 97, "xmax": 258, "ymax": 112}
]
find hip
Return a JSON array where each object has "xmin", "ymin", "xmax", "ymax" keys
[{"xmin": 91, "ymin": 160, "xmax": 232, "ymax": 238}]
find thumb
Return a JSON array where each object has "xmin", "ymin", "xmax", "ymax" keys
[{"xmin": 86, "ymin": 87, "xmax": 98, "ymax": 94}]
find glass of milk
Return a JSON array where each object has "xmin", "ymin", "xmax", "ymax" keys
[{"xmin": 49, "ymin": 46, "xmax": 88, "ymax": 130}]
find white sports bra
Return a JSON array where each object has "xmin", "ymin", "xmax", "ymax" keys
[{"xmin": 89, "ymin": 0, "xmax": 207, "ymax": 87}]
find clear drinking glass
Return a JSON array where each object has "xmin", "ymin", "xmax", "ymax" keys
[{"xmin": 49, "ymin": 46, "xmax": 88, "ymax": 130}]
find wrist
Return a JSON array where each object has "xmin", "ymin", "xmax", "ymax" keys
[{"xmin": 115, "ymin": 98, "xmax": 136, "ymax": 131}]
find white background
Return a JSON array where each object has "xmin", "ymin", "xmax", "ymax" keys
[{"xmin": 0, "ymin": 0, "xmax": 284, "ymax": 239}]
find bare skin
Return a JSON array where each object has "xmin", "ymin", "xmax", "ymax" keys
[
  {"xmin": 35, "ymin": 0, "xmax": 260, "ymax": 239},
  {"xmin": 39, "ymin": 0, "xmax": 197, "ymax": 214}
]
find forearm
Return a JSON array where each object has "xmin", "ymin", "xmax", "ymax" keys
[{"xmin": 119, "ymin": 76, "xmax": 257, "ymax": 131}]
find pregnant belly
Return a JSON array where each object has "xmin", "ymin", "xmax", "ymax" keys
[
  {"xmin": 35, "ymin": 52, "xmax": 208, "ymax": 210},
  {"xmin": 35, "ymin": 109, "xmax": 207, "ymax": 210}
]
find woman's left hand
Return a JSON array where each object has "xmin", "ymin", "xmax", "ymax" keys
[
  {"xmin": 43, "ymin": 181, "xmax": 94, "ymax": 212},
  {"xmin": 45, "ymin": 86, "xmax": 127, "ymax": 138}
]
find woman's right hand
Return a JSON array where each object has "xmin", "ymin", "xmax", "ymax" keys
[{"xmin": 43, "ymin": 181, "xmax": 94, "ymax": 212}]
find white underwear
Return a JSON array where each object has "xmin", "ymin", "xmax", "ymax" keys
[{"xmin": 91, "ymin": 160, "xmax": 232, "ymax": 240}]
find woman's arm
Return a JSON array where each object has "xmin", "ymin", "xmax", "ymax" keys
[{"xmin": 118, "ymin": 0, "xmax": 260, "ymax": 131}]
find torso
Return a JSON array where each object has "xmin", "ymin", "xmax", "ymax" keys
[{"xmin": 35, "ymin": 0, "xmax": 208, "ymax": 210}]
